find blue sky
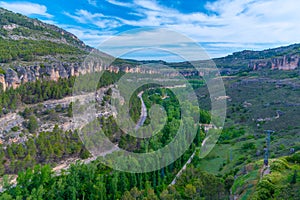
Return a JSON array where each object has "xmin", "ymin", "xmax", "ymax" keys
[{"xmin": 0, "ymin": 0, "xmax": 300, "ymax": 61}]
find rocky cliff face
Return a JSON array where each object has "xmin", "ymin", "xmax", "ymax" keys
[
  {"xmin": 0, "ymin": 62, "xmax": 164, "ymax": 91},
  {"xmin": 1, "ymin": 53, "xmax": 299, "ymax": 91},
  {"xmin": 249, "ymin": 54, "xmax": 300, "ymax": 70},
  {"xmin": 0, "ymin": 61, "xmax": 205, "ymax": 91}
]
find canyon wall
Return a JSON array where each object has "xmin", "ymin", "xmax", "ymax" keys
[
  {"xmin": 0, "ymin": 62, "xmax": 161, "ymax": 91},
  {"xmin": 1, "ymin": 54, "xmax": 298, "ymax": 91},
  {"xmin": 248, "ymin": 55, "xmax": 300, "ymax": 70}
]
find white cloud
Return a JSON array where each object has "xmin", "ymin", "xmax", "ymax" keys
[
  {"xmin": 63, "ymin": 0, "xmax": 300, "ymax": 58},
  {"xmin": 61, "ymin": 25, "xmax": 116, "ymax": 47},
  {"xmin": 114, "ymin": 0, "xmax": 300, "ymax": 56},
  {"xmin": 133, "ymin": 0, "xmax": 163, "ymax": 11},
  {"xmin": 97, "ymin": 28, "xmax": 212, "ymax": 61},
  {"xmin": 105, "ymin": 0, "xmax": 133, "ymax": 7},
  {"xmin": 87, "ymin": 0, "xmax": 97, "ymax": 7},
  {"xmin": 64, "ymin": 9, "xmax": 120, "ymax": 29},
  {"xmin": 0, "ymin": 1, "xmax": 53, "ymax": 18},
  {"xmin": 64, "ymin": 10, "xmax": 103, "ymax": 23}
]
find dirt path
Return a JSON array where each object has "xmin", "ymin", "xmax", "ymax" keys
[
  {"xmin": 256, "ymin": 110, "xmax": 282, "ymax": 122},
  {"xmin": 260, "ymin": 165, "xmax": 270, "ymax": 180}
]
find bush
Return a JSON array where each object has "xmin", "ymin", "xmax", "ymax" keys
[
  {"xmin": 219, "ymin": 127, "xmax": 245, "ymax": 142},
  {"xmin": 285, "ymin": 152, "xmax": 300, "ymax": 163},
  {"xmin": 242, "ymin": 142, "xmax": 256, "ymax": 150},
  {"xmin": 0, "ymin": 67, "xmax": 5, "ymax": 74},
  {"xmin": 252, "ymin": 177, "xmax": 276, "ymax": 200},
  {"xmin": 11, "ymin": 126, "xmax": 20, "ymax": 132},
  {"xmin": 270, "ymin": 159, "xmax": 290, "ymax": 171},
  {"xmin": 27, "ymin": 116, "xmax": 38, "ymax": 133}
]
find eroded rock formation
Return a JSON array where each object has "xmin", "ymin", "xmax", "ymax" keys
[
  {"xmin": 0, "ymin": 62, "xmax": 162, "ymax": 91},
  {"xmin": 249, "ymin": 55, "xmax": 300, "ymax": 70}
]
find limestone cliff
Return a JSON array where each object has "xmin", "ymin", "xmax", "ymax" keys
[
  {"xmin": 249, "ymin": 54, "xmax": 300, "ymax": 70},
  {"xmin": 0, "ymin": 62, "xmax": 162, "ymax": 91}
]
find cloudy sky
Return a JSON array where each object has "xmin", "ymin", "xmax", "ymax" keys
[{"xmin": 1, "ymin": 0, "xmax": 300, "ymax": 60}]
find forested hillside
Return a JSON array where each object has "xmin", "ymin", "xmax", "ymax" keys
[{"xmin": 0, "ymin": 6, "xmax": 299, "ymax": 200}]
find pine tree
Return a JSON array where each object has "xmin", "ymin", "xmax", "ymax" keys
[
  {"xmin": 291, "ymin": 170, "xmax": 297, "ymax": 184},
  {"xmin": 28, "ymin": 115, "xmax": 38, "ymax": 133}
]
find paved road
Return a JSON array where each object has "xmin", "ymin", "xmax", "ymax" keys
[
  {"xmin": 135, "ymin": 91, "xmax": 147, "ymax": 130},
  {"xmin": 169, "ymin": 135, "xmax": 211, "ymax": 185},
  {"xmin": 134, "ymin": 85, "xmax": 187, "ymax": 131},
  {"xmin": 170, "ymin": 151, "xmax": 196, "ymax": 185}
]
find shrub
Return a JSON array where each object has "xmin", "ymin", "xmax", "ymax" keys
[
  {"xmin": 242, "ymin": 142, "xmax": 256, "ymax": 150},
  {"xmin": 270, "ymin": 159, "xmax": 290, "ymax": 171},
  {"xmin": 27, "ymin": 115, "xmax": 38, "ymax": 133},
  {"xmin": 11, "ymin": 126, "xmax": 20, "ymax": 132},
  {"xmin": 0, "ymin": 67, "xmax": 6, "ymax": 74},
  {"xmin": 285, "ymin": 152, "xmax": 300, "ymax": 163}
]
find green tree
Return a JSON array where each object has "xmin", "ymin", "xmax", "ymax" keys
[
  {"xmin": 121, "ymin": 191, "xmax": 135, "ymax": 200},
  {"xmin": 185, "ymin": 184, "xmax": 196, "ymax": 199},
  {"xmin": 27, "ymin": 115, "xmax": 38, "ymax": 133},
  {"xmin": 291, "ymin": 170, "xmax": 297, "ymax": 184},
  {"xmin": 118, "ymin": 172, "xmax": 129, "ymax": 193},
  {"xmin": 224, "ymin": 175, "xmax": 234, "ymax": 195},
  {"xmin": 67, "ymin": 102, "xmax": 73, "ymax": 117},
  {"xmin": 16, "ymin": 144, "xmax": 26, "ymax": 159},
  {"xmin": 91, "ymin": 175, "xmax": 107, "ymax": 200},
  {"xmin": 0, "ymin": 193, "xmax": 14, "ymax": 200}
]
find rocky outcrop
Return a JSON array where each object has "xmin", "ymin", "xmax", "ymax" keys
[
  {"xmin": 0, "ymin": 60, "xmax": 227, "ymax": 91},
  {"xmin": 0, "ymin": 74, "xmax": 6, "ymax": 91},
  {"xmin": 6, "ymin": 68, "xmax": 21, "ymax": 89},
  {"xmin": 249, "ymin": 54, "xmax": 300, "ymax": 70},
  {"xmin": 2, "ymin": 53, "xmax": 298, "ymax": 91},
  {"xmin": 0, "ymin": 62, "xmax": 164, "ymax": 91},
  {"xmin": 0, "ymin": 62, "xmax": 95, "ymax": 90}
]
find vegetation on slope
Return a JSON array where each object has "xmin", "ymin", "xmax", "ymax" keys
[
  {"xmin": 0, "ymin": 7, "xmax": 88, "ymax": 50},
  {"xmin": 0, "ymin": 125, "xmax": 88, "ymax": 175},
  {"xmin": 233, "ymin": 152, "xmax": 300, "ymax": 199},
  {"xmin": 0, "ymin": 38, "xmax": 85, "ymax": 63},
  {"xmin": 0, "ymin": 71, "xmax": 123, "ymax": 116}
]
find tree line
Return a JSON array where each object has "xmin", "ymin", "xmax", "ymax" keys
[
  {"xmin": 0, "ymin": 148, "xmax": 231, "ymax": 200},
  {"xmin": 0, "ymin": 125, "xmax": 89, "ymax": 175},
  {"xmin": 0, "ymin": 71, "xmax": 124, "ymax": 116}
]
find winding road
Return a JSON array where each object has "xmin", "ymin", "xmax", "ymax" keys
[
  {"xmin": 134, "ymin": 84, "xmax": 187, "ymax": 131},
  {"xmin": 169, "ymin": 135, "xmax": 211, "ymax": 185},
  {"xmin": 170, "ymin": 151, "xmax": 196, "ymax": 185},
  {"xmin": 135, "ymin": 91, "xmax": 147, "ymax": 130}
]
